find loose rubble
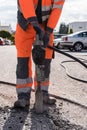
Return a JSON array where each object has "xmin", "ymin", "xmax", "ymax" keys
[{"xmin": 0, "ymin": 106, "xmax": 86, "ymax": 130}]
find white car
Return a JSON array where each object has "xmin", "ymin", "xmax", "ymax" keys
[
  {"xmin": 53, "ymin": 34, "xmax": 65, "ymax": 48},
  {"xmin": 60, "ymin": 30, "xmax": 87, "ymax": 51},
  {"xmin": 4, "ymin": 39, "xmax": 13, "ymax": 45}
]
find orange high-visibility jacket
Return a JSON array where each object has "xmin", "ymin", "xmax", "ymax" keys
[{"xmin": 17, "ymin": 0, "xmax": 65, "ymax": 33}]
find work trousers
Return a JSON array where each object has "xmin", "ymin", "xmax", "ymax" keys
[{"xmin": 15, "ymin": 24, "xmax": 54, "ymax": 100}]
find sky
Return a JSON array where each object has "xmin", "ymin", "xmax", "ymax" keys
[{"xmin": 0, "ymin": 0, "xmax": 87, "ymax": 31}]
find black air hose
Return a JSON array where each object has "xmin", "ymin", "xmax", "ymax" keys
[
  {"xmin": 48, "ymin": 45, "xmax": 87, "ymax": 68},
  {"xmin": 61, "ymin": 60, "xmax": 87, "ymax": 83}
]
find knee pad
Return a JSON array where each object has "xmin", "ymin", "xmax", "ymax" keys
[{"xmin": 16, "ymin": 57, "xmax": 29, "ymax": 78}]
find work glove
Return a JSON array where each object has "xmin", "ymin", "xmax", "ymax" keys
[
  {"xmin": 31, "ymin": 22, "xmax": 44, "ymax": 40},
  {"xmin": 42, "ymin": 32, "xmax": 50, "ymax": 48},
  {"xmin": 31, "ymin": 21, "xmax": 50, "ymax": 48}
]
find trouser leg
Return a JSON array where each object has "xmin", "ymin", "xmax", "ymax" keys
[
  {"xmin": 34, "ymin": 32, "xmax": 56, "ymax": 104},
  {"xmin": 15, "ymin": 24, "xmax": 35, "ymax": 102},
  {"xmin": 16, "ymin": 57, "xmax": 33, "ymax": 100},
  {"xmin": 34, "ymin": 59, "xmax": 56, "ymax": 105},
  {"xmin": 34, "ymin": 59, "xmax": 51, "ymax": 91}
]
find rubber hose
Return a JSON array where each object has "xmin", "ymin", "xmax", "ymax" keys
[{"xmin": 48, "ymin": 45, "xmax": 87, "ymax": 68}]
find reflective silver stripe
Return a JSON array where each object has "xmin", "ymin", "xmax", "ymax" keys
[
  {"xmin": 52, "ymin": 4, "xmax": 63, "ymax": 9},
  {"xmin": 42, "ymin": 6, "xmax": 52, "ymax": 11},
  {"xmin": 17, "ymin": 87, "xmax": 31, "ymax": 94},
  {"xmin": 17, "ymin": 77, "xmax": 33, "ymax": 85},
  {"xmin": 41, "ymin": 86, "xmax": 49, "ymax": 91},
  {"xmin": 42, "ymin": 0, "xmax": 64, "ymax": 11},
  {"xmin": 42, "ymin": 15, "xmax": 49, "ymax": 21},
  {"xmin": 54, "ymin": 0, "xmax": 65, "ymax": 2},
  {"xmin": 54, "ymin": 0, "xmax": 62, "ymax": 2},
  {"xmin": 35, "ymin": 85, "xmax": 48, "ymax": 91},
  {"xmin": 42, "ymin": 6, "xmax": 51, "ymax": 21},
  {"xmin": 35, "ymin": 77, "xmax": 49, "ymax": 82}
]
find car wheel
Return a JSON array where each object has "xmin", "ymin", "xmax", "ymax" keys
[{"xmin": 74, "ymin": 42, "xmax": 83, "ymax": 52}]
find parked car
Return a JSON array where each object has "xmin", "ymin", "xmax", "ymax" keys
[
  {"xmin": 4, "ymin": 39, "xmax": 13, "ymax": 45},
  {"xmin": 60, "ymin": 30, "xmax": 87, "ymax": 51},
  {"xmin": 53, "ymin": 34, "xmax": 65, "ymax": 48},
  {"xmin": 0, "ymin": 37, "xmax": 4, "ymax": 45}
]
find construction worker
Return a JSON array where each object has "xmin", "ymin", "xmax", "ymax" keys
[{"xmin": 14, "ymin": 0, "xmax": 65, "ymax": 108}]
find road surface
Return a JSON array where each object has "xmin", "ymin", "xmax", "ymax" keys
[{"xmin": 0, "ymin": 46, "xmax": 87, "ymax": 130}]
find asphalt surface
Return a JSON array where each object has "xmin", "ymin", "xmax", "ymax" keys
[{"xmin": 0, "ymin": 46, "xmax": 87, "ymax": 130}]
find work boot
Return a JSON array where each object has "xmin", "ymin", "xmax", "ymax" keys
[
  {"xmin": 42, "ymin": 90, "xmax": 56, "ymax": 105},
  {"xmin": 14, "ymin": 92, "xmax": 31, "ymax": 108},
  {"xmin": 14, "ymin": 99, "xmax": 30, "ymax": 108}
]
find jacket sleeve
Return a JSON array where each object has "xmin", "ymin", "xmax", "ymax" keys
[
  {"xmin": 46, "ymin": 0, "xmax": 65, "ymax": 33},
  {"xmin": 19, "ymin": 0, "xmax": 37, "ymax": 22}
]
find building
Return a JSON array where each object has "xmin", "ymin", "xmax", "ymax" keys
[
  {"xmin": 0, "ymin": 24, "xmax": 12, "ymax": 34},
  {"xmin": 68, "ymin": 21, "xmax": 87, "ymax": 33}
]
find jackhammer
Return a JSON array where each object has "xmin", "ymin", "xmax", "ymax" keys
[
  {"xmin": 32, "ymin": 34, "xmax": 87, "ymax": 114},
  {"xmin": 32, "ymin": 35, "xmax": 45, "ymax": 114}
]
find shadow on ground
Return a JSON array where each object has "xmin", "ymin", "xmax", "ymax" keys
[
  {"xmin": 2, "ymin": 106, "xmax": 29, "ymax": 130},
  {"xmin": 0, "ymin": 105, "xmax": 86, "ymax": 130}
]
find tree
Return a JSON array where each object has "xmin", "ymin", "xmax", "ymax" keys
[
  {"xmin": 59, "ymin": 23, "xmax": 68, "ymax": 34},
  {"xmin": 0, "ymin": 30, "xmax": 11, "ymax": 39},
  {"xmin": 69, "ymin": 28, "xmax": 73, "ymax": 34}
]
